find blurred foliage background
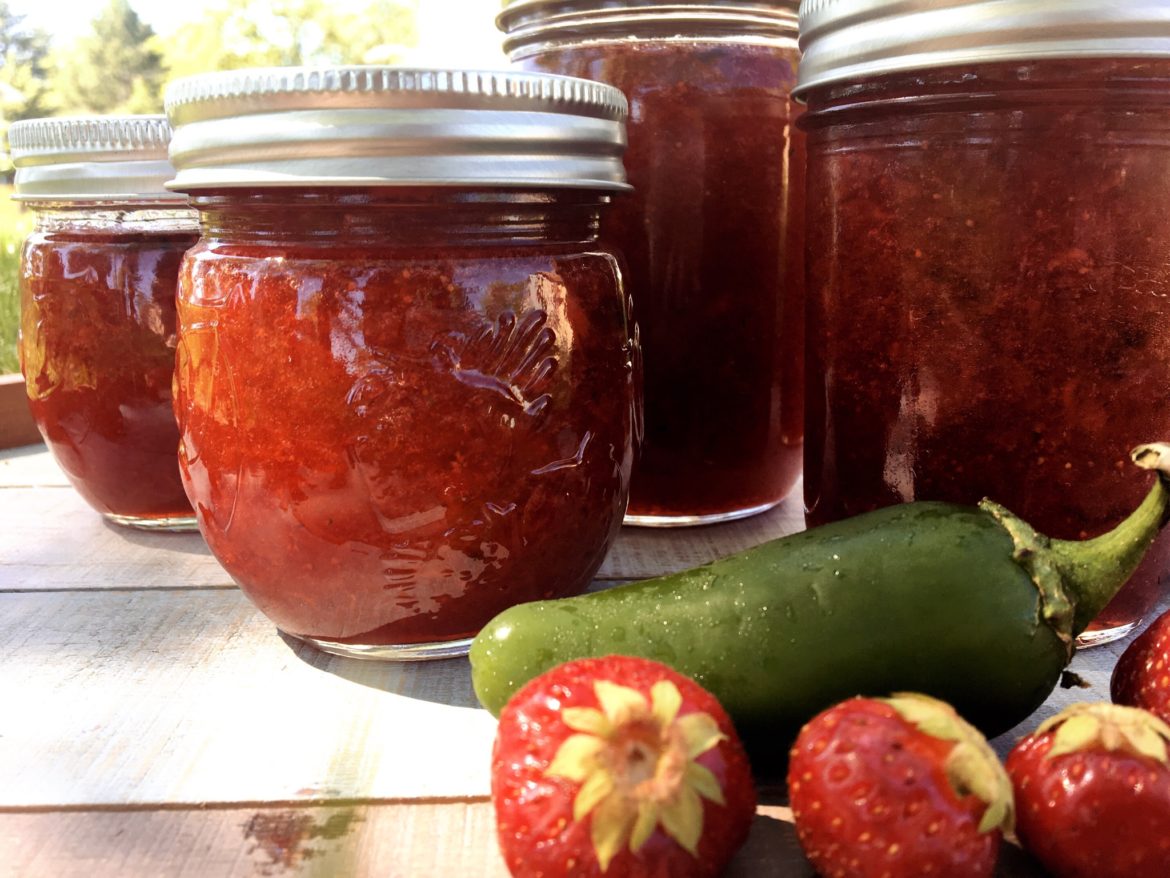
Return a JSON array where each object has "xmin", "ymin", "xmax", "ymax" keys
[
  {"xmin": 0, "ymin": 196, "xmax": 29, "ymax": 372},
  {"xmin": 0, "ymin": 0, "xmax": 508, "ymax": 372}
]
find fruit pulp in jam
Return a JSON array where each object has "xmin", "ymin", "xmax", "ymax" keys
[
  {"xmin": 176, "ymin": 192, "xmax": 636, "ymax": 649},
  {"xmin": 20, "ymin": 221, "xmax": 196, "ymax": 526},
  {"xmin": 803, "ymin": 59, "xmax": 1170, "ymax": 638},
  {"xmin": 517, "ymin": 41, "xmax": 805, "ymax": 523}
]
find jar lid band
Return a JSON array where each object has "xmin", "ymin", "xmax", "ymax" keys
[
  {"xmin": 499, "ymin": 1, "xmax": 800, "ymax": 56},
  {"xmin": 796, "ymin": 0, "xmax": 1170, "ymax": 97},
  {"xmin": 9, "ymin": 115, "xmax": 185, "ymax": 203},
  {"xmin": 164, "ymin": 66, "xmax": 630, "ymax": 192}
]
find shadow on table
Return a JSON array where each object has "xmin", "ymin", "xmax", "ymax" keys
[
  {"xmin": 727, "ymin": 812, "xmax": 1050, "ymax": 877},
  {"xmin": 279, "ymin": 631, "xmax": 482, "ymax": 710},
  {"xmin": 101, "ymin": 517, "xmax": 216, "ymax": 557},
  {"xmin": 726, "ymin": 811, "xmax": 815, "ymax": 877},
  {"xmin": 0, "ymin": 441, "xmax": 48, "ymax": 461}
]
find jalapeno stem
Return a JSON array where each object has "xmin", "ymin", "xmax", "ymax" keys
[{"xmin": 1048, "ymin": 443, "xmax": 1170, "ymax": 636}]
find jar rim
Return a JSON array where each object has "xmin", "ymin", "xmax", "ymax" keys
[
  {"xmin": 498, "ymin": 1, "xmax": 799, "ymax": 56},
  {"xmin": 164, "ymin": 66, "xmax": 630, "ymax": 193},
  {"xmin": 500, "ymin": 0, "xmax": 799, "ymax": 19},
  {"xmin": 795, "ymin": 0, "xmax": 1170, "ymax": 98},
  {"xmin": 10, "ymin": 115, "xmax": 186, "ymax": 203}
]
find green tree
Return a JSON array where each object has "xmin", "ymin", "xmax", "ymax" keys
[
  {"xmin": 0, "ymin": 2, "xmax": 53, "ymax": 179},
  {"xmin": 0, "ymin": 1, "xmax": 52, "ymax": 120},
  {"xmin": 51, "ymin": 0, "xmax": 166, "ymax": 114},
  {"xmin": 163, "ymin": 0, "xmax": 419, "ymax": 81}
]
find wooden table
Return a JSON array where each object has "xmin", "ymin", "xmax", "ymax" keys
[{"xmin": 1, "ymin": 443, "xmax": 1158, "ymax": 877}]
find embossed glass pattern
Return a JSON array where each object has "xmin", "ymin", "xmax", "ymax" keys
[
  {"xmin": 175, "ymin": 190, "xmax": 636, "ymax": 658},
  {"xmin": 20, "ymin": 207, "xmax": 198, "ymax": 530},
  {"xmin": 12, "ymin": 115, "xmax": 198, "ymax": 531}
]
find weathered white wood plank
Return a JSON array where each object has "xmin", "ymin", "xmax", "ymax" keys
[
  {"xmin": 0, "ymin": 803, "xmax": 508, "ymax": 878},
  {"xmin": 0, "ymin": 801, "xmax": 1049, "ymax": 878},
  {"xmin": 598, "ymin": 490, "xmax": 806, "ymax": 580},
  {"xmin": 0, "ymin": 805, "xmax": 807, "ymax": 878},
  {"xmin": 0, "ymin": 443, "xmax": 66, "ymax": 487},
  {"xmin": 0, "ymin": 487, "xmax": 225, "ymax": 590},
  {"xmin": 0, "ymin": 590, "xmax": 496, "ymax": 808},
  {"xmin": 0, "ymin": 584, "xmax": 1141, "ymax": 810},
  {"xmin": 0, "ymin": 464, "xmax": 804, "ymax": 591}
]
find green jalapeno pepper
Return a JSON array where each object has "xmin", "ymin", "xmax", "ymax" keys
[{"xmin": 470, "ymin": 444, "xmax": 1170, "ymax": 752}]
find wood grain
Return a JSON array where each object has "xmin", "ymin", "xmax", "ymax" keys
[
  {"xmin": 0, "ymin": 449, "xmax": 805, "ymax": 591},
  {"xmin": 598, "ymin": 492, "xmax": 805, "ymax": 580},
  {"xmin": 0, "ymin": 584, "xmax": 1136, "ymax": 811},
  {"xmin": 0, "ymin": 589, "xmax": 495, "ymax": 808},
  {"xmin": 0, "ymin": 803, "xmax": 508, "ymax": 878},
  {"xmin": 0, "ymin": 445, "xmax": 1141, "ymax": 878},
  {"xmin": 0, "ymin": 801, "xmax": 1051, "ymax": 878},
  {"xmin": 0, "ymin": 487, "xmax": 225, "ymax": 591},
  {"xmin": 0, "ymin": 804, "xmax": 799, "ymax": 878},
  {"xmin": 0, "ymin": 443, "xmax": 65, "ymax": 488}
]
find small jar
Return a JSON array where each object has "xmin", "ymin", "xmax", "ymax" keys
[
  {"xmin": 499, "ymin": 0, "xmax": 806, "ymax": 526},
  {"xmin": 11, "ymin": 116, "xmax": 198, "ymax": 531},
  {"xmin": 165, "ymin": 67, "xmax": 637, "ymax": 659},
  {"xmin": 797, "ymin": 0, "xmax": 1170, "ymax": 643}
]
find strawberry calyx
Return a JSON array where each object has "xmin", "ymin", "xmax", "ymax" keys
[
  {"xmin": 1037, "ymin": 702, "xmax": 1170, "ymax": 764},
  {"xmin": 882, "ymin": 692, "xmax": 1015, "ymax": 835},
  {"xmin": 544, "ymin": 678, "xmax": 728, "ymax": 872}
]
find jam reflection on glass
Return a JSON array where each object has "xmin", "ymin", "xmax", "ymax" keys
[
  {"xmin": 803, "ymin": 59, "xmax": 1170, "ymax": 640},
  {"xmin": 517, "ymin": 41, "xmax": 805, "ymax": 523},
  {"xmin": 175, "ymin": 190, "xmax": 636, "ymax": 650},
  {"xmin": 19, "ymin": 212, "xmax": 197, "ymax": 528}
]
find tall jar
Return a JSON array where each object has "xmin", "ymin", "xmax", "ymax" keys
[
  {"xmin": 165, "ymin": 67, "xmax": 637, "ymax": 660},
  {"xmin": 11, "ymin": 116, "xmax": 198, "ymax": 531},
  {"xmin": 499, "ymin": 0, "xmax": 805, "ymax": 526},
  {"xmin": 797, "ymin": 0, "xmax": 1170, "ymax": 643}
]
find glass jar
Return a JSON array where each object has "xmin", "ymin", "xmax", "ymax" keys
[
  {"xmin": 165, "ymin": 67, "xmax": 637, "ymax": 659},
  {"xmin": 499, "ymin": 0, "xmax": 805, "ymax": 526},
  {"xmin": 797, "ymin": 0, "xmax": 1170, "ymax": 643},
  {"xmin": 11, "ymin": 117, "xmax": 198, "ymax": 531}
]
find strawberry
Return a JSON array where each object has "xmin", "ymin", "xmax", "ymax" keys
[
  {"xmin": 787, "ymin": 693, "xmax": 1013, "ymax": 878},
  {"xmin": 1006, "ymin": 702, "xmax": 1170, "ymax": 878},
  {"xmin": 490, "ymin": 655, "xmax": 755, "ymax": 877},
  {"xmin": 1112, "ymin": 607, "xmax": 1170, "ymax": 724}
]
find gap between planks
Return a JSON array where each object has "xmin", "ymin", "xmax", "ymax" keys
[{"xmin": 0, "ymin": 795, "xmax": 494, "ymax": 814}]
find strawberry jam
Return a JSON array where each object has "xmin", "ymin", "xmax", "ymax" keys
[
  {"xmin": 20, "ymin": 212, "xmax": 197, "ymax": 528},
  {"xmin": 11, "ymin": 115, "xmax": 196, "ymax": 530},
  {"xmin": 503, "ymin": 7, "xmax": 806, "ymax": 525},
  {"xmin": 175, "ymin": 190, "xmax": 636, "ymax": 654},
  {"xmin": 802, "ymin": 59, "xmax": 1170, "ymax": 641}
]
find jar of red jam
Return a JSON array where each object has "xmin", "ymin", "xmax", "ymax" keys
[
  {"xmin": 164, "ymin": 67, "xmax": 636, "ymax": 659},
  {"xmin": 498, "ymin": 0, "xmax": 805, "ymax": 526},
  {"xmin": 797, "ymin": 0, "xmax": 1170, "ymax": 643},
  {"xmin": 11, "ymin": 116, "xmax": 198, "ymax": 531}
]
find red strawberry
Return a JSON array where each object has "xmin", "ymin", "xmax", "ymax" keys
[
  {"xmin": 491, "ymin": 655, "xmax": 756, "ymax": 877},
  {"xmin": 1112, "ymin": 607, "xmax": 1170, "ymax": 723},
  {"xmin": 787, "ymin": 693, "xmax": 1013, "ymax": 878},
  {"xmin": 1006, "ymin": 702, "xmax": 1170, "ymax": 878}
]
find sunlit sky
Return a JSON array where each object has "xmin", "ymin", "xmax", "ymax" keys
[
  {"xmin": 8, "ymin": 0, "xmax": 509, "ymax": 67},
  {"xmin": 11, "ymin": 0, "xmax": 192, "ymax": 37}
]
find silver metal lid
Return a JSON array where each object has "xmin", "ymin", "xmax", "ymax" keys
[
  {"xmin": 499, "ymin": 1, "xmax": 799, "ymax": 56},
  {"xmin": 164, "ymin": 66, "xmax": 630, "ymax": 191},
  {"xmin": 796, "ymin": 0, "xmax": 1170, "ymax": 97},
  {"xmin": 10, "ymin": 115, "xmax": 185, "ymax": 203}
]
